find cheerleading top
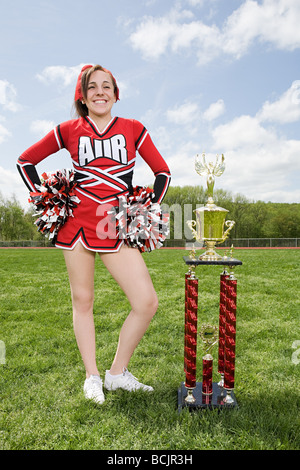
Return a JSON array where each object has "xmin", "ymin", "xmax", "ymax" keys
[{"xmin": 17, "ymin": 116, "xmax": 171, "ymax": 252}]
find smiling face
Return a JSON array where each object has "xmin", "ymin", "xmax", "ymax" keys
[{"xmin": 83, "ymin": 70, "xmax": 116, "ymax": 122}]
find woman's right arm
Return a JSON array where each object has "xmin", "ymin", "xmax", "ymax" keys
[{"xmin": 16, "ymin": 124, "xmax": 67, "ymax": 192}]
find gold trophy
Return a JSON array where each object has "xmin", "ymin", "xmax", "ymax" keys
[{"xmin": 187, "ymin": 153, "xmax": 235, "ymax": 260}]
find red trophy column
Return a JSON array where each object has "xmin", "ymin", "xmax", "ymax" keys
[
  {"xmin": 223, "ymin": 271, "xmax": 237, "ymax": 404},
  {"xmin": 184, "ymin": 270, "xmax": 198, "ymax": 403},
  {"xmin": 202, "ymin": 355, "xmax": 213, "ymax": 395},
  {"xmin": 218, "ymin": 269, "xmax": 228, "ymax": 387},
  {"xmin": 199, "ymin": 324, "xmax": 218, "ymax": 397},
  {"xmin": 184, "ymin": 270, "xmax": 190, "ymax": 375}
]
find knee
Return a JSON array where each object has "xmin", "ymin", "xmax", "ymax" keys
[
  {"xmin": 71, "ymin": 289, "xmax": 94, "ymax": 315},
  {"xmin": 140, "ymin": 291, "xmax": 159, "ymax": 320}
]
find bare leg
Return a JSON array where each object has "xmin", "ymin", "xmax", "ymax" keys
[
  {"xmin": 100, "ymin": 245, "xmax": 158, "ymax": 375},
  {"xmin": 63, "ymin": 243, "xmax": 99, "ymax": 378}
]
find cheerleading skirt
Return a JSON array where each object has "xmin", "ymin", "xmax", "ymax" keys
[{"xmin": 55, "ymin": 191, "xmax": 123, "ymax": 252}]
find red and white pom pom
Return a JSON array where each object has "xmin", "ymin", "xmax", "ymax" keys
[
  {"xmin": 113, "ymin": 186, "xmax": 169, "ymax": 253},
  {"xmin": 29, "ymin": 169, "xmax": 81, "ymax": 243}
]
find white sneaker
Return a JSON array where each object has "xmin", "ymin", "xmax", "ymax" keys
[
  {"xmin": 83, "ymin": 375, "xmax": 105, "ymax": 404},
  {"xmin": 105, "ymin": 368, "xmax": 154, "ymax": 392}
]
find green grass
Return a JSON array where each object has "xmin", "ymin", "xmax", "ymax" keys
[{"xmin": 0, "ymin": 248, "xmax": 299, "ymax": 450}]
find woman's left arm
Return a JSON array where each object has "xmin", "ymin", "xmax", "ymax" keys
[{"xmin": 134, "ymin": 121, "xmax": 171, "ymax": 203}]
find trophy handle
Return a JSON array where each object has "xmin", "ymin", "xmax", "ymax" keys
[
  {"xmin": 187, "ymin": 220, "xmax": 197, "ymax": 240},
  {"xmin": 220, "ymin": 219, "xmax": 235, "ymax": 243}
]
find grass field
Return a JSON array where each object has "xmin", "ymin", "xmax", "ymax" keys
[{"xmin": 0, "ymin": 247, "xmax": 299, "ymax": 451}]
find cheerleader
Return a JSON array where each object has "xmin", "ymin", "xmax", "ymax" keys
[{"xmin": 17, "ymin": 64, "xmax": 171, "ymax": 404}]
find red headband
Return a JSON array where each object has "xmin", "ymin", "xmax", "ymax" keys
[{"xmin": 74, "ymin": 64, "xmax": 120, "ymax": 102}]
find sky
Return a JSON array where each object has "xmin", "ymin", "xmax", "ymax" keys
[{"xmin": 0, "ymin": 0, "xmax": 300, "ymax": 209}]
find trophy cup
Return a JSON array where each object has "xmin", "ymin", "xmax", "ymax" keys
[
  {"xmin": 199, "ymin": 324, "xmax": 218, "ymax": 395},
  {"xmin": 187, "ymin": 153, "xmax": 235, "ymax": 260}
]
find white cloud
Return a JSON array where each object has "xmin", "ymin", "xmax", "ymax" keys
[
  {"xmin": 222, "ymin": 0, "xmax": 300, "ymax": 57},
  {"xmin": 0, "ymin": 165, "xmax": 29, "ymax": 207},
  {"xmin": 0, "ymin": 121, "xmax": 11, "ymax": 144},
  {"xmin": 166, "ymin": 101, "xmax": 200, "ymax": 124},
  {"xmin": 257, "ymin": 80, "xmax": 300, "ymax": 124},
  {"xmin": 212, "ymin": 115, "xmax": 277, "ymax": 151},
  {"xmin": 129, "ymin": 17, "xmax": 176, "ymax": 60},
  {"xmin": 129, "ymin": 13, "xmax": 220, "ymax": 63},
  {"xmin": 203, "ymin": 99, "xmax": 225, "ymax": 121},
  {"xmin": 30, "ymin": 120, "xmax": 56, "ymax": 137},
  {"xmin": 165, "ymin": 98, "xmax": 225, "ymax": 129},
  {"xmin": 257, "ymin": 0, "xmax": 300, "ymax": 51},
  {"xmin": 36, "ymin": 64, "xmax": 85, "ymax": 87},
  {"xmin": 0, "ymin": 80, "xmax": 22, "ymax": 112},
  {"xmin": 0, "ymin": 166, "xmax": 21, "ymax": 187},
  {"xmin": 129, "ymin": 0, "xmax": 300, "ymax": 63}
]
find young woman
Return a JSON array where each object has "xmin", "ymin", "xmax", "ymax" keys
[{"xmin": 17, "ymin": 64, "xmax": 171, "ymax": 405}]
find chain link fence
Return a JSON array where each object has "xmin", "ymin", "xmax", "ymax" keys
[
  {"xmin": 0, "ymin": 240, "xmax": 53, "ymax": 248},
  {"xmin": 164, "ymin": 238, "xmax": 300, "ymax": 248},
  {"xmin": 0, "ymin": 238, "xmax": 299, "ymax": 248},
  {"xmin": 223, "ymin": 238, "xmax": 300, "ymax": 248}
]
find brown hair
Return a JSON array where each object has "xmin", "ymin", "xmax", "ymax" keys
[{"xmin": 74, "ymin": 65, "xmax": 119, "ymax": 118}]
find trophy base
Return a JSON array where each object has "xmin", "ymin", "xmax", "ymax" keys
[
  {"xmin": 198, "ymin": 250, "xmax": 223, "ymax": 261},
  {"xmin": 178, "ymin": 382, "xmax": 238, "ymax": 412},
  {"xmin": 197, "ymin": 241, "xmax": 223, "ymax": 261}
]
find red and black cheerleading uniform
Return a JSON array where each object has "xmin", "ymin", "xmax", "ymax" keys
[{"xmin": 17, "ymin": 116, "xmax": 171, "ymax": 252}]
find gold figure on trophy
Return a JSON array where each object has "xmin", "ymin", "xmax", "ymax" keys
[
  {"xmin": 187, "ymin": 153, "xmax": 235, "ymax": 260},
  {"xmin": 199, "ymin": 324, "xmax": 218, "ymax": 357},
  {"xmin": 195, "ymin": 153, "xmax": 225, "ymax": 203}
]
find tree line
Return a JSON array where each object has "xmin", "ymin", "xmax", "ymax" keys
[
  {"xmin": 162, "ymin": 186, "xmax": 300, "ymax": 240},
  {"xmin": 0, "ymin": 193, "xmax": 41, "ymax": 242},
  {"xmin": 0, "ymin": 187, "xmax": 299, "ymax": 242}
]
